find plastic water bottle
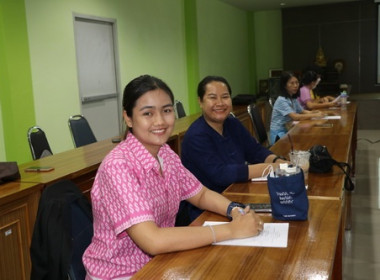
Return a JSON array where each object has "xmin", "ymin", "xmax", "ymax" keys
[
  {"xmin": 275, "ymin": 163, "xmax": 301, "ymax": 177},
  {"xmin": 340, "ymin": 90, "xmax": 347, "ymax": 106}
]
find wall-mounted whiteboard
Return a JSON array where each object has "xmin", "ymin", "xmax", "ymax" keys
[{"xmin": 74, "ymin": 17, "xmax": 118, "ymax": 103}]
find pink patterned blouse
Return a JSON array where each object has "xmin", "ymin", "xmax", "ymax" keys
[{"xmin": 83, "ymin": 133, "xmax": 202, "ymax": 279}]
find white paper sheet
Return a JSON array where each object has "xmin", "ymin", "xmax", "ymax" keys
[
  {"xmin": 251, "ymin": 176, "xmax": 268, "ymax": 182},
  {"xmin": 203, "ymin": 221, "xmax": 289, "ymax": 248},
  {"xmin": 322, "ymin": 115, "xmax": 341, "ymax": 120},
  {"xmin": 312, "ymin": 115, "xmax": 341, "ymax": 120}
]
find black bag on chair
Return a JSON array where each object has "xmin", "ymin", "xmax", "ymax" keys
[
  {"xmin": 0, "ymin": 162, "xmax": 20, "ymax": 184},
  {"xmin": 309, "ymin": 145, "xmax": 354, "ymax": 191}
]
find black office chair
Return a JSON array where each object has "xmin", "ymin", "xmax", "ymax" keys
[
  {"xmin": 27, "ymin": 126, "xmax": 53, "ymax": 160},
  {"xmin": 68, "ymin": 115, "xmax": 97, "ymax": 148},
  {"xmin": 174, "ymin": 100, "xmax": 186, "ymax": 118},
  {"xmin": 247, "ymin": 104, "xmax": 269, "ymax": 147},
  {"xmin": 264, "ymin": 100, "xmax": 273, "ymax": 133},
  {"xmin": 269, "ymin": 97, "xmax": 276, "ymax": 108},
  {"xmin": 30, "ymin": 179, "xmax": 93, "ymax": 280}
]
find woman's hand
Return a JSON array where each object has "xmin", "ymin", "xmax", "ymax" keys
[
  {"xmin": 320, "ymin": 96, "xmax": 335, "ymax": 103},
  {"xmin": 229, "ymin": 206, "xmax": 264, "ymax": 238},
  {"xmin": 312, "ymin": 110, "xmax": 324, "ymax": 118}
]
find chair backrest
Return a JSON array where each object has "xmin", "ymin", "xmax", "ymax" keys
[
  {"xmin": 68, "ymin": 195, "xmax": 93, "ymax": 280},
  {"xmin": 68, "ymin": 115, "xmax": 97, "ymax": 148},
  {"xmin": 27, "ymin": 126, "xmax": 53, "ymax": 160},
  {"xmin": 174, "ymin": 100, "xmax": 186, "ymax": 118},
  {"xmin": 247, "ymin": 104, "xmax": 269, "ymax": 147},
  {"xmin": 268, "ymin": 97, "xmax": 276, "ymax": 108},
  {"xmin": 264, "ymin": 99, "xmax": 273, "ymax": 132},
  {"xmin": 30, "ymin": 179, "xmax": 93, "ymax": 280}
]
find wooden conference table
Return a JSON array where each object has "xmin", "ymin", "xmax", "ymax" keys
[
  {"xmin": 226, "ymin": 103, "xmax": 357, "ymax": 198},
  {"xmin": 17, "ymin": 136, "xmax": 118, "ymax": 200},
  {"xmin": 133, "ymin": 195, "xmax": 342, "ymax": 280},
  {"xmin": 225, "ymin": 103, "xmax": 356, "ymax": 230},
  {"xmin": 133, "ymin": 102, "xmax": 357, "ymax": 279}
]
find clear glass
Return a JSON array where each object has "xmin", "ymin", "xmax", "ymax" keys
[{"xmin": 289, "ymin": 150, "xmax": 311, "ymax": 188}]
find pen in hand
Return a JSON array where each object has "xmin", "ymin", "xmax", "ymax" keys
[
  {"xmin": 231, "ymin": 206, "xmax": 246, "ymax": 216},
  {"xmin": 238, "ymin": 207, "xmax": 246, "ymax": 215}
]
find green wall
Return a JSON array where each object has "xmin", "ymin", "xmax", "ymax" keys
[
  {"xmin": 184, "ymin": 0, "xmax": 199, "ymax": 113},
  {"xmin": 197, "ymin": 0, "xmax": 252, "ymax": 99},
  {"xmin": 0, "ymin": 0, "xmax": 283, "ymax": 163},
  {"xmin": 253, "ymin": 10, "xmax": 283, "ymax": 81},
  {"xmin": 0, "ymin": 0, "xmax": 36, "ymax": 162}
]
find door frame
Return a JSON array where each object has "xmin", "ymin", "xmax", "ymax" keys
[{"xmin": 72, "ymin": 13, "xmax": 123, "ymax": 136}]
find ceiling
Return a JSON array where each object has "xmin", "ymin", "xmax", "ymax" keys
[{"xmin": 219, "ymin": 0, "xmax": 362, "ymax": 11}]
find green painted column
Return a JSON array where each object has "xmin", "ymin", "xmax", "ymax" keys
[
  {"xmin": 184, "ymin": 0, "xmax": 200, "ymax": 114},
  {"xmin": 247, "ymin": 11, "xmax": 257, "ymax": 95},
  {"xmin": 0, "ymin": 0, "xmax": 36, "ymax": 163}
]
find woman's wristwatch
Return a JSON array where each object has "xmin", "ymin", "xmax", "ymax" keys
[
  {"xmin": 272, "ymin": 155, "xmax": 286, "ymax": 163},
  {"xmin": 226, "ymin": 201, "xmax": 246, "ymax": 219}
]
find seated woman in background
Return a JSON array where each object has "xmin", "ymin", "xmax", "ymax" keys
[
  {"xmin": 270, "ymin": 71, "xmax": 324, "ymax": 145},
  {"xmin": 180, "ymin": 75, "xmax": 287, "ymax": 221},
  {"xmin": 298, "ymin": 70, "xmax": 339, "ymax": 110},
  {"xmin": 82, "ymin": 75, "xmax": 263, "ymax": 279}
]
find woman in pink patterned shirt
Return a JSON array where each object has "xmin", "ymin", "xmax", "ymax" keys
[
  {"xmin": 298, "ymin": 71, "xmax": 339, "ymax": 110},
  {"xmin": 82, "ymin": 75, "xmax": 263, "ymax": 279}
]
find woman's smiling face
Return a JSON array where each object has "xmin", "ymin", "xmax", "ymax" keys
[
  {"xmin": 199, "ymin": 81, "xmax": 232, "ymax": 125},
  {"xmin": 123, "ymin": 88, "xmax": 175, "ymax": 157}
]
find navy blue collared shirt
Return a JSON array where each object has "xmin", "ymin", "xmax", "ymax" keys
[{"xmin": 181, "ymin": 115, "xmax": 272, "ymax": 220}]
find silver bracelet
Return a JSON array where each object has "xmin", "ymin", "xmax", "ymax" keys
[{"xmin": 208, "ymin": 225, "xmax": 216, "ymax": 243}]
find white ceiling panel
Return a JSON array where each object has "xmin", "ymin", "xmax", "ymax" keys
[{"xmin": 219, "ymin": 0, "xmax": 363, "ymax": 11}]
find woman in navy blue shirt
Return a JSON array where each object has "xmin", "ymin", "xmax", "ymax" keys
[{"xmin": 180, "ymin": 76, "xmax": 286, "ymax": 221}]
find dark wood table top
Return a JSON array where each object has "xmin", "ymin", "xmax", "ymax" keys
[
  {"xmin": 0, "ymin": 181, "xmax": 43, "ymax": 205},
  {"xmin": 225, "ymin": 103, "xmax": 357, "ymax": 201},
  {"xmin": 18, "ymin": 138, "xmax": 118, "ymax": 185},
  {"xmin": 287, "ymin": 103, "xmax": 357, "ymax": 137},
  {"xmin": 132, "ymin": 195, "xmax": 342, "ymax": 280}
]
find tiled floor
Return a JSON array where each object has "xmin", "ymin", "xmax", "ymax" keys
[{"xmin": 343, "ymin": 130, "xmax": 380, "ymax": 279}]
